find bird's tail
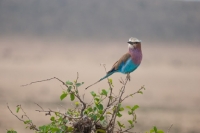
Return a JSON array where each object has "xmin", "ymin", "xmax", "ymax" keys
[{"xmin": 85, "ymin": 71, "xmax": 116, "ymax": 90}]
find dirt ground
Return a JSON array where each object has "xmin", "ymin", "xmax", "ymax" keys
[{"xmin": 0, "ymin": 37, "xmax": 200, "ymax": 133}]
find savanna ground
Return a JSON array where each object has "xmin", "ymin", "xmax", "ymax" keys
[{"xmin": 0, "ymin": 37, "xmax": 200, "ymax": 133}]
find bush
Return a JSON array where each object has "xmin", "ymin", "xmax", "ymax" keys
[{"xmin": 7, "ymin": 73, "xmax": 168, "ymax": 133}]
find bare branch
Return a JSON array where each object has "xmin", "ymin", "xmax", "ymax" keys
[
  {"xmin": 34, "ymin": 102, "xmax": 44, "ymax": 111},
  {"xmin": 7, "ymin": 103, "xmax": 39, "ymax": 131},
  {"xmin": 21, "ymin": 77, "xmax": 69, "ymax": 89},
  {"xmin": 75, "ymin": 72, "xmax": 79, "ymax": 83},
  {"xmin": 167, "ymin": 124, "xmax": 173, "ymax": 133},
  {"xmin": 7, "ymin": 104, "xmax": 25, "ymax": 123},
  {"xmin": 121, "ymin": 85, "xmax": 145, "ymax": 102}
]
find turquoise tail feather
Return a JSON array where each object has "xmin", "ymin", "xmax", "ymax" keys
[
  {"xmin": 85, "ymin": 71, "xmax": 117, "ymax": 90},
  {"xmin": 99, "ymin": 71, "xmax": 116, "ymax": 81}
]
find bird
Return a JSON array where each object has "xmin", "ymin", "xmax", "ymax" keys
[{"xmin": 85, "ymin": 37, "xmax": 142, "ymax": 89}]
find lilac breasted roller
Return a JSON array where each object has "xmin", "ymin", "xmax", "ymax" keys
[{"xmin": 85, "ymin": 37, "xmax": 142, "ymax": 89}]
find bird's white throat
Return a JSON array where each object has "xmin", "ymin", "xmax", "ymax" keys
[{"xmin": 128, "ymin": 44, "xmax": 134, "ymax": 49}]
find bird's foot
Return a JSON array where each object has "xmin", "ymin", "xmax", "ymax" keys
[{"xmin": 126, "ymin": 73, "xmax": 131, "ymax": 81}]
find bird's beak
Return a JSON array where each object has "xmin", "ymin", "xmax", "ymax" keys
[{"xmin": 127, "ymin": 41, "xmax": 132, "ymax": 44}]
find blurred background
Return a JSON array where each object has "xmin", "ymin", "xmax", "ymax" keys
[{"xmin": 0, "ymin": 0, "xmax": 200, "ymax": 133}]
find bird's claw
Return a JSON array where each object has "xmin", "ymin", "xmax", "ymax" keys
[{"xmin": 126, "ymin": 73, "xmax": 131, "ymax": 81}]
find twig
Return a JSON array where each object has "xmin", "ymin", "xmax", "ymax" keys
[
  {"xmin": 102, "ymin": 64, "xmax": 113, "ymax": 107},
  {"xmin": 75, "ymin": 72, "xmax": 79, "ymax": 83},
  {"xmin": 35, "ymin": 109, "xmax": 81, "ymax": 119},
  {"xmin": 21, "ymin": 77, "xmax": 69, "ymax": 89},
  {"xmin": 22, "ymin": 75, "xmax": 86, "ymax": 118},
  {"xmin": 73, "ymin": 72, "xmax": 86, "ymax": 117},
  {"xmin": 107, "ymin": 77, "xmax": 128, "ymax": 132},
  {"xmin": 7, "ymin": 104, "xmax": 25, "ymax": 123},
  {"xmin": 121, "ymin": 127, "xmax": 137, "ymax": 133},
  {"xmin": 7, "ymin": 103, "xmax": 39, "ymax": 131},
  {"xmin": 121, "ymin": 85, "xmax": 145, "ymax": 102},
  {"xmin": 75, "ymin": 93, "xmax": 86, "ymax": 117},
  {"xmin": 34, "ymin": 102, "xmax": 44, "ymax": 111},
  {"xmin": 19, "ymin": 105, "xmax": 31, "ymax": 121},
  {"xmin": 167, "ymin": 124, "xmax": 173, "ymax": 133}
]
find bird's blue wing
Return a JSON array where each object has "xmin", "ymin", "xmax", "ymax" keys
[
  {"xmin": 107, "ymin": 53, "xmax": 131, "ymax": 73},
  {"xmin": 120, "ymin": 58, "xmax": 139, "ymax": 74}
]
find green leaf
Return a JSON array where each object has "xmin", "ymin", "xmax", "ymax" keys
[
  {"xmin": 62, "ymin": 124, "xmax": 67, "ymax": 129},
  {"xmin": 150, "ymin": 129, "xmax": 155, "ymax": 133},
  {"xmin": 128, "ymin": 120, "xmax": 133, "ymax": 126},
  {"xmin": 93, "ymin": 106, "xmax": 97, "ymax": 111},
  {"xmin": 100, "ymin": 116, "xmax": 104, "ymax": 121},
  {"xmin": 97, "ymin": 104, "xmax": 104, "ymax": 110},
  {"xmin": 108, "ymin": 78, "xmax": 113, "ymax": 84},
  {"xmin": 90, "ymin": 91, "xmax": 96, "ymax": 97},
  {"xmin": 50, "ymin": 116, "xmax": 55, "ymax": 121},
  {"xmin": 76, "ymin": 83, "xmax": 82, "ymax": 87},
  {"xmin": 126, "ymin": 106, "xmax": 132, "ymax": 110},
  {"xmin": 117, "ymin": 121, "xmax": 125, "ymax": 128},
  {"xmin": 67, "ymin": 127, "xmax": 74, "ymax": 132},
  {"xmin": 106, "ymin": 111, "xmax": 112, "ymax": 115},
  {"xmin": 91, "ymin": 114, "xmax": 97, "ymax": 120},
  {"xmin": 60, "ymin": 93, "xmax": 67, "ymax": 101},
  {"xmin": 51, "ymin": 127, "xmax": 60, "ymax": 132},
  {"xmin": 157, "ymin": 130, "xmax": 164, "ymax": 133},
  {"xmin": 119, "ymin": 107, "xmax": 124, "ymax": 111},
  {"xmin": 101, "ymin": 89, "xmax": 108, "ymax": 96},
  {"xmin": 75, "ymin": 101, "xmax": 80, "ymax": 107},
  {"xmin": 132, "ymin": 105, "xmax": 139, "ymax": 111},
  {"xmin": 94, "ymin": 97, "xmax": 100, "ymax": 104},
  {"xmin": 108, "ymin": 96, "xmax": 113, "ymax": 100},
  {"xmin": 154, "ymin": 126, "xmax": 157, "ymax": 133},
  {"xmin": 67, "ymin": 86, "xmax": 72, "ymax": 92},
  {"xmin": 66, "ymin": 81, "xmax": 73, "ymax": 85},
  {"xmin": 138, "ymin": 90, "xmax": 143, "ymax": 94},
  {"xmin": 88, "ymin": 107, "xmax": 93, "ymax": 112},
  {"xmin": 117, "ymin": 112, "xmax": 122, "ymax": 117},
  {"xmin": 98, "ymin": 110, "xmax": 103, "ymax": 114},
  {"xmin": 24, "ymin": 120, "xmax": 31, "ymax": 124},
  {"xmin": 128, "ymin": 111, "xmax": 132, "ymax": 115},
  {"xmin": 55, "ymin": 112, "xmax": 59, "ymax": 116},
  {"xmin": 7, "ymin": 130, "xmax": 17, "ymax": 133},
  {"xmin": 16, "ymin": 106, "xmax": 20, "ymax": 113},
  {"xmin": 70, "ymin": 93, "xmax": 75, "ymax": 101}
]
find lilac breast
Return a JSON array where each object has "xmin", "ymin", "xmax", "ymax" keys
[{"xmin": 129, "ymin": 49, "xmax": 142, "ymax": 65}]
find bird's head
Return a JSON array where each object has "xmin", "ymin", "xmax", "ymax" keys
[{"xmin": 127, "ymin": 37, "xmax": 141, "ymax": 49}]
